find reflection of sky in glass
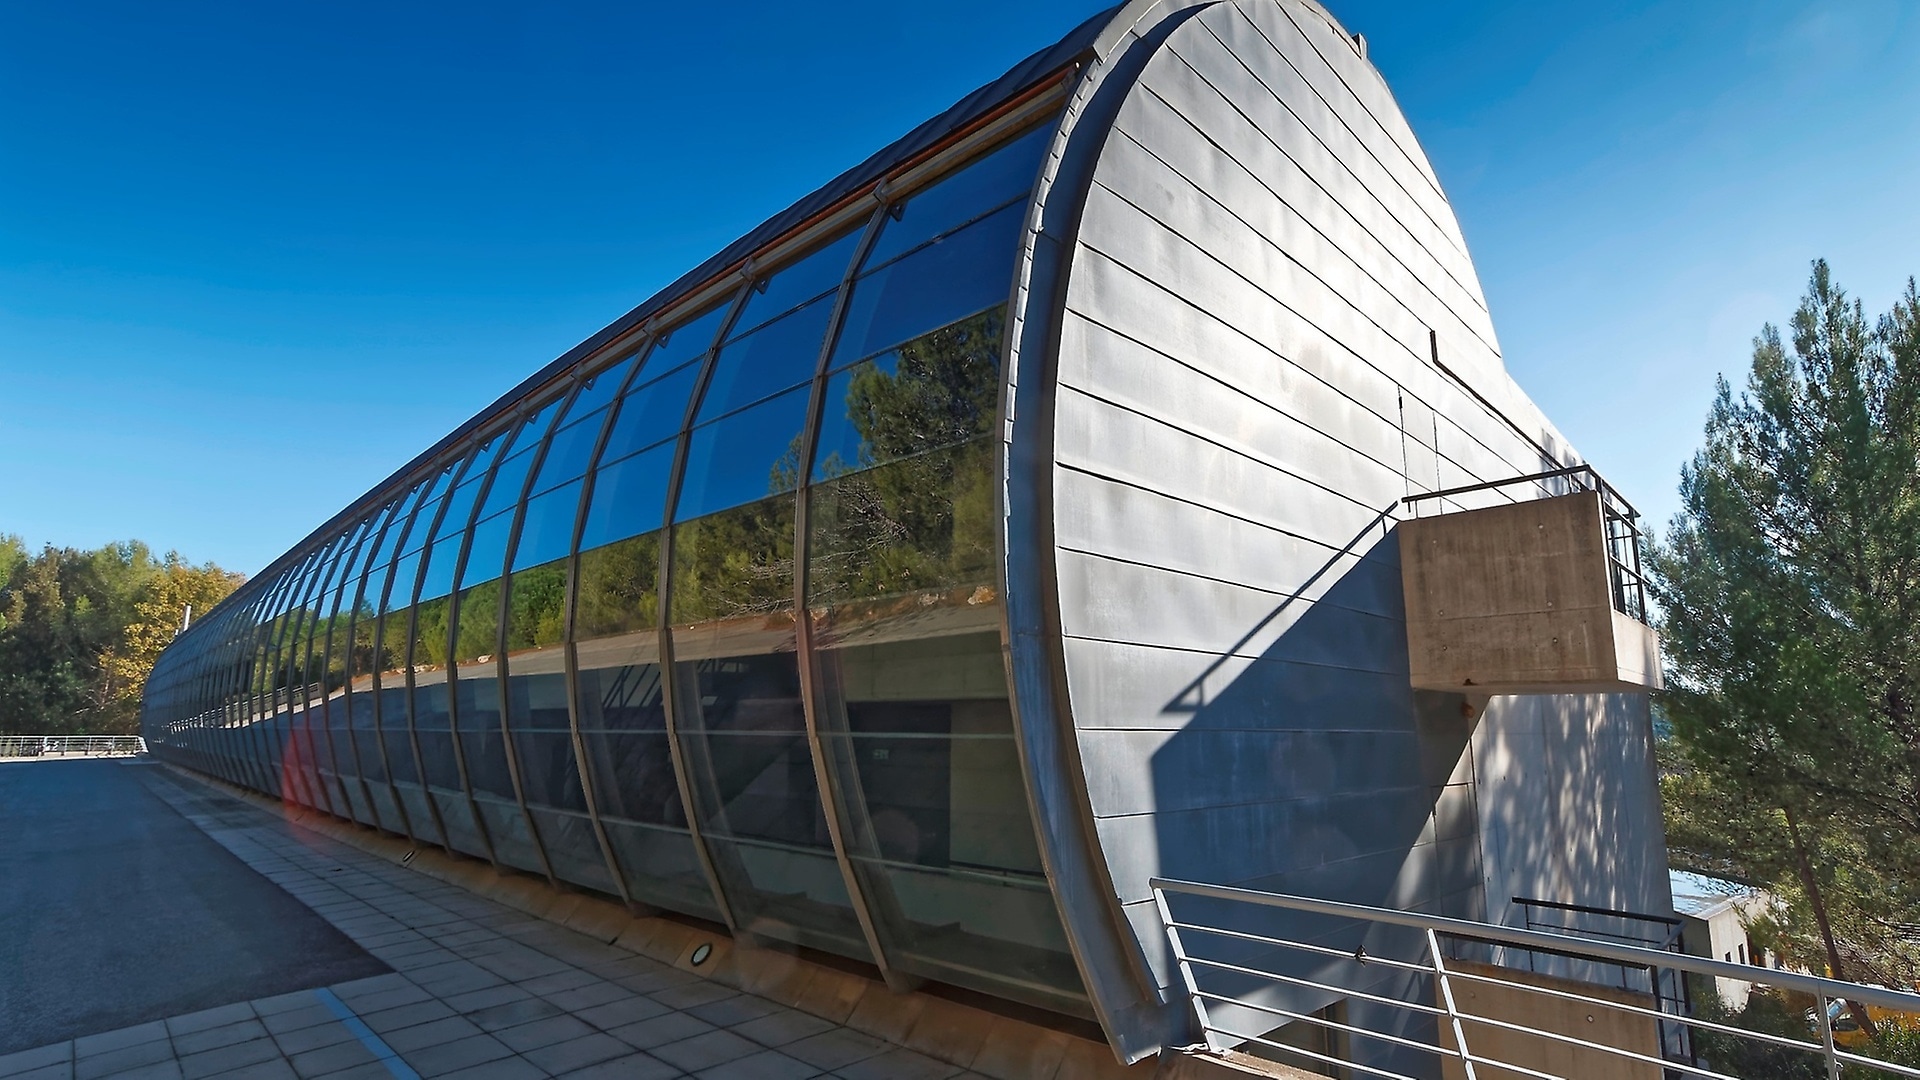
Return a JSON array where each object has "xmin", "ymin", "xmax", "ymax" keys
[
  {"xmin": 512, "ymin": 479, "xmax": 584, "ymax": 572},
  {"xmin": 730, "ymin": 229, "xmax": 861, "ymax": 341},
  {"xmin": 601, "ymin": 361, "xmax": 699, "ymax": 463},
  {"xmin": 696, "ymin": 296, "xmax": 836, "ymax": 423},
  {"xmin": 647, "ymin": 303, "xmax": 731, "ymax": 373},
  {"xmin": 674, "ymin": 387, "xmax": 809, "ymax": 522},
  {"xmin": 530, "ymin": 410, "xmax": 605, "ymax": 496},
  {"xmin": 579, "ymin": 441, "xmax": 674, "ymax": 552},
  {"xmin": 859, "ymin": 122, "xmax": 1050, "ymax": 271},
  {"xmin": 831, "ymin": 204, "xmax": 1022, "ymax": 368}
]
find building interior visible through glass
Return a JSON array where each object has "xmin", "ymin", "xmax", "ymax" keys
[{"xmin": 140, "ymin": 119, "xmax": 1087, "ymax": 1017}]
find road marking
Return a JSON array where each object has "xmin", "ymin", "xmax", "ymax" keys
[{"xmin": 312, "ymin": 987, "xmax": 422, "ymax": 1080}]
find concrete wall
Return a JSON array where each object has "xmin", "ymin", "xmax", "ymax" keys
[{"xmin": 1004, "ymin": 0, "xmax": 1671, "ymax": 1061}]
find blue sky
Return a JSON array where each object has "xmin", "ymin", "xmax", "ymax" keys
[{"xmin": 2, "ymin": 0, "xmax": 1916, "ymax": 576}]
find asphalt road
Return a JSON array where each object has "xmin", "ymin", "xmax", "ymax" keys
[{"xmin": 0, "ymin": 759, "xmax": 388, "ymax": 1054}]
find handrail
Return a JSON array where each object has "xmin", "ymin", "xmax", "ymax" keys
[
  {"xmin": 0, "ymin": 735, "xmax": 148, "ymax": 758},
  {"xmin": 1401, "ymin": 462, "xmax": 1640, "ymax": 521},
  {"xmin": 1152, "ymin": 877, "xmax": 1920, "ymax": 1080},
  {"xmin": 1151, "ymin": 878, "xmax": 1920, "ymax": 1013}
]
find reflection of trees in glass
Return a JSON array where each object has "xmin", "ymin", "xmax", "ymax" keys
[
  {"xmin": 671, "ymin": 499, "xmax": 796, "ymax": 624},
  {"xmin": 575, "ymin": 534, "xmax": 660, "ymax": 641},
  {"xmin": 809, "ymin": 309, "xmax": 1003, "ymax": 612},
  {"xmin": 505, "ymin": 561, "xmax": 567, "ymax": 652},
  {"xmin": 453, "ymin": 582, "xmax": 500, "ymax": 662},
  {"xmin": 411, "ymin": 597, "xmax": 451, "ymax": 669}
]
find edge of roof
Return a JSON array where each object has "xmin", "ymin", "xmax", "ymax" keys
[{"xmin": 204, "ymin": 6, "xmax": 1118, "ymax": 619}]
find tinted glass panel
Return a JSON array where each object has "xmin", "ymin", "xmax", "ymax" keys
[
  {"xmin": 530, "ymin": 410, "xmax": 607, "ymax": 497},
  {"xmin": 672, "ymin": 651, "xmax": 868, "ymax": 954},
  {"xmin": 575, "ymin": 531, "xmax": 660, "ymax": 646},
  {"xmin": 670, "ymin": 498, "xmax": 795, "ymax": 627},
  {"xmin": 577, "ymin": 442, "xmax": 674, "ymax": 555},
  {"xmin": 600, "ymin": 361, "xmax": 701, "ymax": 463},
  {"xmin": 859, "ymin": 123, "xmax": 1050, "ymax": 271},
  {"xmin": 729, "ymin": 230, "xmax": 860, "ymax": 341},
  {"xmin": 813, "ymin": 308, "xmax": 1002, "ymax": 481},
  {"xmin": 647, "ymin": 303, "xmax": 731, "ymax": 373},
  {"xmin": 462, "ymin": 510, "xmax": 514, "ymax": 592},
  {"xmin": 477, "ymin": 446, "xmax": 538, "ymax": 522},
  {"xmin": 818, "ymin": 631, "xmax": 1081, "ymax": 1008},
  {"xmin": 673, "ymin": 387, "xmax": 809, "ymax": 523},
  {"xmin": 416, "ymin": 532, "xmax": 464, "ymax": 607},
  {"xmin": 512, "ymin": 480, "xmax": 584, "ymax": 573},
  {"xmin": 830, "ymin": 203, "xmax": 1023, "ymax": 368},
  {"xmin": 695, "ymin": 296, "xmax": 836, "ymax": 424},
  {"xmin": 565, "ymin": 356, "xmax": 636, "ymax": 422}
]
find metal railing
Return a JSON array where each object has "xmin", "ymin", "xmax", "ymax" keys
[
  {"xmin": 0, "ymin": 735, "xmax": 148, "ymax": 758},
  {"xmin": 1153, "ymin": 877, "xmax": 1920, "ymax": 1080},
  {"xmin": 1402, "ymin": 463, "xmax": 1650, "ymax": 623},
  {"xmin": 1514, "ymin": 895, "xmax": 1695, "ymax": 1064}
]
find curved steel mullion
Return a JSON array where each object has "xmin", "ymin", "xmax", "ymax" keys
[
  {"xmin": 337, "ymin": 499, "xmax": 412, "ymax": 838},
  {"xmin": 371, "ymin": 479, "xmax": 447, "ymax": 849},
  {"xmin": 260, "ymin": 570, "xmax": 305, "ymax": 793},
  {"xmin": 556, "ymin": 338, "xmax": 658, "ymax": 908},
  {"xmin": 355, "ymin": 491, "xmax": 430, "ymax": 845},
  {"xmin": 291, "ymin": 541, "xmax": 345, "ymax": 817},
  {"xmin": 287, "ymin": 543, "xmax": 343, "ymax": 813},
  {"xmin": 655, "ymin": 280, "xmax": 757, "ymax": 935},
  {"xmin": 314, "ymin": 516, "xmax": 377, "ymax": 824},
  {"xmin": 276, "ymin": 542, "xmax": 334, "ymax": 814},
  {"xmin": 241, "ymin": 580, "xmax": 289, "ymax": 793},
  {"xmin": 791, "ymin": 200, "xmax": 912, "ymax": 990},
  {"xmin": 411, "ymin": 453, "xmax": 501, "ymax": 869},
  {"xmin": 237, "ymin": 589, "xmax": 280, "ymax": 791},
  {"xmin": 487, "ymin": 395, "xmax": 580, "ymax": 888}
]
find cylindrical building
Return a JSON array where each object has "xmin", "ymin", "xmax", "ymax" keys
[{"xmin": 142, "ymin": 0, "xmax": 1670, "ymax": 1065}]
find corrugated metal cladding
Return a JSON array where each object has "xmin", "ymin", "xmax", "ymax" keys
[{"xmin": 142, "ymin": 0, "xmax": 1669, "ymax": 1067}]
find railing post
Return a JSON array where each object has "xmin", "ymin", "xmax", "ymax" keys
[
  {"xmin": 1428, "ymin": 928, "xmax": 1479, "ymax": 1080},
  {"xmin": 1154, "ymin": 885, "xmax": 1223, "ymax": 1051},
  {"xmin": 1816, "ymin": 995, "xmax": 1840, "ymax": 1080}
]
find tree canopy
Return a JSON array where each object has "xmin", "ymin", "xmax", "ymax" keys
[
  {"xmin": 0, "ymin": 536, "xmax": 242, "ymax": 734},
  {"xmin": 1652, "ymin": 261, "xmax": 1920, "ymax": 991}
]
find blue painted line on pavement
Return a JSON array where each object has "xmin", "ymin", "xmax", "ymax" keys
[{"xmin": 313, "ymin": 986, "xmax": 422, "ymax": 1080}]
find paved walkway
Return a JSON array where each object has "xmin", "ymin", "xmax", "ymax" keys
[{"xmin": 0, "ymin": 761, "xmax": 996, "ymax": 1080}]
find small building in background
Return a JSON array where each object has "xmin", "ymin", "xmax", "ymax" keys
[{"xmin": 1673, "ymin": 869, "xmax": 1774, "ymax": 1009}]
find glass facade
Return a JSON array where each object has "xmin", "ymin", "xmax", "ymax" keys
[{"xmin": 140, "ymin": 119, "xmax": 1085, "ymax": 1017}]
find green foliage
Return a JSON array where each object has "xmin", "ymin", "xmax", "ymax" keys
[
  {"xmin": 807, "ymin": 308, "xmax": 1002, "ymax": 618},
  {"xmin": 1652, "ymin": 261, "xmax": 1920, "ymax": 988},
  {"xmin": 0, "ymin": 538, "xmax": 241, "ymax": 734},
  {"xmin": 1691, "ymin": 991, "xmax": 1828, "ymax": 1079}
]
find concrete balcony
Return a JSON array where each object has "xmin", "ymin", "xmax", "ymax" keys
[{"xmin": 1400, "ymin": 470, "xmax": 1661, "ymax": 696}]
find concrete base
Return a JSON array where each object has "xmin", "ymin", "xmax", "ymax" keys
[{"xmin": 164, "ymin": 762, "xmax": 1153, "ymax": 1080}]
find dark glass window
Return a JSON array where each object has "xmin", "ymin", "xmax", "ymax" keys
[
  {"xmin": 818, "ymin": 632, "xmax": 1078, "ymax": 1005},
  {"xmin": 564, "ymin": 355, "xmax": 636, "ymax": 424},
  {"xmin": 462, "ymin": 510, "xmax": 514, "ymax": 592},
  {"xmin": 673, "ymin": 387, "xmax": 809, "ymax": 523},
  {"xmin": 477, "ymin": 445, "xmax": 538, "ymax": 522}
]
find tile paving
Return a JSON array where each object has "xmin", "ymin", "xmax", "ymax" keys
[{"xmin": 0, "ymin": 766, "xmax": 996, "ymax": 1080}]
